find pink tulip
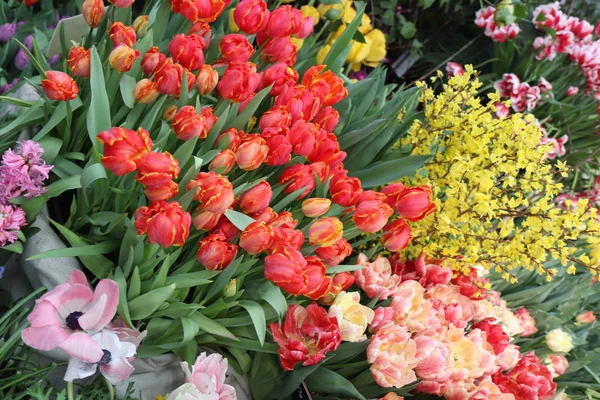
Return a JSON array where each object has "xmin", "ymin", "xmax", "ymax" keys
[
  {"xmin": 21, "ymin": 270, "xmax": 119, "ymax": 362},
  {"xmin": 354, "ymin": 254, "xmax": 402, "ymax": 300},
  {"xmin": 64, "ymin": 331, "xmax": 137, "ymax": 383},
  {"xmin": 181, "ymin": 352, "xmax": 236, "ymax": 399}
]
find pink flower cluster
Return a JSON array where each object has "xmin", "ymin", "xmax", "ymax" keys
[
  {"xmin": 556, "ymin": 173, "xmax": 600, "ymax": 209},
  {"xmin": 356, "ymin": 253, "xmax": 554, "ymax": 399},
  {"xmin": 494, "ymin": 74, "xmax": 552, "ymax": 112},
  {"xmin": 475, "ymin": 6, "xmax": 520, "ymax": 42},
  {"xmin": 0, "ymin": 140, "xmax": 52, "ymax": 247},
  {"xmin": 21, "ymin": 270, "xmax": 145, "ymax": 384}
]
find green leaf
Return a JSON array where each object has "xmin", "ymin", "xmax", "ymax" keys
[
  {"xmin": 173, "ymin": 135, "xmax": 199, "ymax": 167},
  {"xmin": 181, "ymin": 316, "xmax": 201, "ymax": 344},
  {"xmin": 339, "ymin": 118, "xmax": 388, "ymax": 148},
  {"xmin": 128, "ymin": 266, "xmax": 141, "ymax": 300},
  {"xmin": 48, "ymin": 219, "xmax": 112, "ymax": 278},
  {"xmin": 225, "ymin": 209, "xmax": 255, "ymax": 231},
  {"xmin": 128, "ymin": 283, "xmax": 176, "ymax": 320},
  {"xmin": 191, "ymin": 312, "xmax": 239, "ymax": 340},
  {"xmin": 81, "ymin": 163, "xmax": 108, "ymax": 191},
  {"xmin": 179, "ymin": 72, "xmax": 189, "ymax": 109},
  {"xmin": 120, "ymin": 74, "xmax": 137, "ymax": 108},
  {"xmin": 229, "ymin": 84, "xmax": 273, "ymax": 130},
  {"xmin": 13, "ymin": 38, "xmax": 45, "ymax": 76},
  {"xmin": 45, "ymin": 175, "xmax": 82, "ymax": 198},
  {"xmin": 275, "ymin": 360, "xmax": 327, "ymax": 399},
  {"xmin": 88, "ymin": 47, "xmax": 112, "ymax": 146},
  {"xmin": 0, "ymin": 100, "xmax": 45, "ymax": 137},
  {"xmin": 323, "ymin": 3, "xmax": 366, "ymax": 73},
  {"xmin": 2, "ymin": 241, "xmax": 23, "ymax": 254},
  {"xmin": 327, "ymin": 264, "xmax": 364, "ymax": 273},
  {"xmin": 26, "ymin": 240, "xmax": 119, "ymax": 261},
  {"xmin": 305, "ymin": 368, "xmax": 366, "ymax": 400},
  {"xmin": 273, "ymin": 187, "xmax": 308, "ymax": 212},
  {"xmin": 239, "ymin": 300, "xmax": 267, "ymax": 346},
  {"xmin": 38, "ymin": 136, "xmax": 63, "ymax": 164},
  {"xmin": 165, "ymin": 271, "xmax": 220, "ymax": 288},
  {"xmin": 112, "ymin": 267, "xmax": 133, "ymax": 327},
  {"xmin": 202, "ymin": 256, "xmax": 242, "ymax": 302},
  {"xmin": 354, "ymin": 155, "xmax": 430, "ymax": 188}
]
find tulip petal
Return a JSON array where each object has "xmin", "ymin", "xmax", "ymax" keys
[
  {"xmin": 64, "ymin": 357, "xmax": 98, "ymax": 382},
  {"xmin": 21, "ymin": 325, "xmax": 70, "ymax": 351},
  {"xmin": 58, "ymin": 332, "xmax": 104, "ymax": 363},
  {"xmin": 79, "ymin": 279, "xmax": 119, "ymax": 332}
]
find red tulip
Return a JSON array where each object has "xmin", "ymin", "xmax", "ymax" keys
[
  {"xmin": 302, "ymin": 65, "xmax": 348, "ymax": 106},
  {"xmin": 196, "ymin": 64, "xmax": 219, "ymax": 95},
  {"xmin": 42, "ymin": 71, "xmax": 79, "ymax": 101},
  {"xmin": 192, "ymin": 209, "xmax": 221, "ymax": 231},
  {"xmin": 154, "ymin": 58, "xmax": 188, "ymax": 96},
  {"xmin": 82, "ymin": 0, "xmax": 105, "ymax": 28},
  {"xmin": 219, "ymin": 34, "xmax": 254, "ymax": 63},
  {"xmin": 163, "ymin": 105, "xmax": 178, "ymax": 122},
  {"xmin": 270, "ymin": 303, "xmax": 341, "ymax": 370},
  {"xmin": 108, "ymin": 0, "xmax": 135, "ymax": 7},
  {"xmin": 270, "ymin": 227, "xmax": 305, "ymax": 252},
  {"xmin": 301, "ymin": 198, "xmax": 331, "ymax": 218},
  {"xmin": 133, "ymin": 79, "xmax": 159, "ymax": 104},
  {"xmin": 330, "ymin": 171, "xmax": 362, "ymax": 207},
  {"xmin": 141, "ymin": 47, "xmax": 167, "ymax": 77},
  {"xmin": 134, "ymin": 201, "xmax": 191, "ymax": 247},
  {"xmin": 315, "ymin": 237, "xmax": 352, "ymax": 267},
  {"xmin": 270, "ymin": 211, "xmax": 297, "ymax": 229},
  {"xmin": 215, "ymin": 128, "xmax": 242, "ymax": 151},
  {"xmin": 108, "ymin": 22, "xmax": 136, "ymax": 47},
  {"xmin": 208, "ymin": 149, "xmax": 236, "ymax": 174},
  {"xmin": 196, "ymin": 233, "xmax": 238, "ymax": 270},
  {"xmin": 394, "ymin": 185, "xmax": 436, "ymax": 222},
  {"xmin": 172, "ymin": 106, "xmax": 216, "ymax": 140},
  {"xmin": 97, "ymin": 127, "xmax": 152, "ymax": 176},
  {"xmin": 262, "ymin": 37, "xmax": 298, "ymax": 65},
  {"xmin": 171, "ymin": 0, "xmax": 227, "ymax": 23},
  {"xmin": 353, "ymin": 200, "xmax": 393, "ymax": 233},
  {"xmin": 265, "ymin": 134, "xmax": 292, "ymax": 166},
  {"xmin": 265, "ymin": 246, "xmax": 307, "ymax": 295},
  {"xmin": 239, "ymin": 221, "xmax": 273, "ymax": 254},
  {"xmin": 259, "ymin": 106, "xmax": 292, "ymax": 130},
  {"xmin": 212, "ymin": 215, "xmax": 240, "ymax": 242},
  {"xmin": 136, "ymin": 151, "xmax": 180, "ymax": 201},
  {"xmin": 260, "ymin": 62, "xmax": 299, "ymax": 96},
  {"xmin": 313, "ymin": 106, "xmax": 340, "ymax": 132},
  {"xmin": 109, "ymin": 45, "xmax": 140, "ymax": 73},
  {"xmin": 169, "ymin": 33, "xmax": 206, "ymax": 70},
  {"xmin": 67, "ymin": 47, "xmax": 90, "ymax": 78},
  {"xmin": 382, "ymin": 219, "xmax": 412, "ymax": 252},
  {"xmin": 266, "ymin": 5, "xmax": 303, "ymax": 38},
  {"xmin": 217, "ymin": 61, "xmax": 261, "ymax": 103},
  {"xmin": 492, "ymin": 353, "xmax": 556, "ymax": 399},
  {"xmin": 187, "ymin": 171, "xmax": 234, "ymax": 214},
  {"xmin": 472, "ymin": 319, "xmax": 510, "ymax": 355},
  {"xmin": 279, "ymin": 164, "xmax": 315, "ymax": 199},
  {"xmin": 233, "ymin": 0, "xmax": 270, "ymax": 34},
  {"xmin": 235, "ymin": 136, "xmax": 268, "ymax": 171},
  {"xmin": 239, "ymin": 181, "xmax": 272, "ymax": 214},
  {"xmin": 251, "ymin": 207, "xmax": 277, "ymax": 224},
  {"xmin": 308, "ymin": 217, "xmax": 343, "ymax": 247}
]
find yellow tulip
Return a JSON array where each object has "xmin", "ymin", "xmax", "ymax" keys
[
  {"xmin": 301, "ymin": 5, "xmax": 320, "ymax": 25},
  {"xmin": 228, "ymin": 9, "xmax": 239, "ymax": 33},
  {"xmin": 328, "ymin": 292, "xmax": 374, "ymax": 342},
  {"xmin": 364, "ymin": 28, "xmax": 387, "ymax": 67},
  {"xmin": 290, "ymin": 37, "xmax": 304, "ymax": 50},
  {"xmin": 346, "ymin": 37, "xmax": 372, "ymax": 65},
  {"xmin": 359, "ymin": 13, "xmax": 373, "ymax": 34},
  {"xmin": 316, "ymin": 43, "xmax": 331, "ymax": 65}
]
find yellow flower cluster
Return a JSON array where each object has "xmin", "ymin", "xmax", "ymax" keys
[
  {"xmin": 400, "ymin": 66, "xmax": 600, "ymax": 281},
  {"xmin": 315, "ymin": 0, "xmax": 386, "ymax": 71}
]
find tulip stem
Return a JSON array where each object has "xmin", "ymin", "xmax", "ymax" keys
[
  {"xmin": 105, "ymin": 377, "xmax": 115, "ymax": 400},
  {"xmin": 67, "ymin": 381, "xmax": 74, "ymax": 400}
]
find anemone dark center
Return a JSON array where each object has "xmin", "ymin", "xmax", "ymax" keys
[
  {"xmin": 65, "ymin": 311, "xmax": 84, "ymax": 330},
  {"xmin": 98, "ymin": 349, "xmax": 112, "ymax": 365}
]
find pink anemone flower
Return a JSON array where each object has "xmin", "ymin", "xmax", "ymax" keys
[{"xmin": 21, "ymin": 270, "xmax": 119, "ymax": 363}]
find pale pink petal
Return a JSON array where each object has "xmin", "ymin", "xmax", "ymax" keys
[
  {"xmin": 21, "ymin": 325, "xmax": 70, "ymax": 351},
  {"xmin": 64, "ymin": 357, "xmax": 97, "ymax": 382},
  {"xmin": 78, "ymin": 294, "xmax": 108, "ymax": 332},
  {"xmin": 100, "ymin": 357, "xmax": 135, "ymax": 384},
  {"xmin": 58, "ymin": 332, "xmax": 104, "ymax": 363},
  {"xmin": 27, "ymin": 300, "xmax": 61, "ymax": 327},
  {"xmin": 220, "ymin": 384, "xmax": 237, "ymax": 400},
  {"xmin": 67, "ymin": 270, "xmax": 90, "ymax": 287},
  {"xmin": 79, "ymin": 279, "xmax": 119, "ymax": 332},
  {"xmin": 59, "ymin": 284, "xmax": 94, "ymax": 315},
  {"xmin": 38, "ymin": 283, "xmax": 70, "ymax": 309}
]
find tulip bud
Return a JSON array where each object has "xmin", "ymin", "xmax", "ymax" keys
[
  {"xmin": 192, "ymin": 208, "xmax": 222, "ymax": 230},
  {"xmin": 220, "ymin": 34, "xmax": 254, "ymax": 63},
  {"xmin": 132, "ymin": 15, "xmax": 149, "ymax": 37},
  {"xmin": 251, "ymin": 207, "xmax": 277, "ymax": 224},
  {"xmin": 393, "ymin": 185, "xmax": 436, "ymax": 222},
  {"xmin": 133, "ymin": 79, "xmax": 159, "ymax": 104},
  {"xmin": 82, "ymin": 0, "xmax": 105, "ymax": 28},
  {"xmin": 67, "ymin": 46, "xmax": 91, "ymax": 78},
  {"xmin": 315, "ymin": 238, "xmax": 352, "ymax": 266},
  {"xmin": 234, "ymin": 0, "xmax": 270, "ymax": 34},
  {"xmin": 308, "ymin": 217, "xmax": 343, "ymax": 247},
  {"xmin": 187, "ymin": 171, "xmax": 235, "ymax": 214},
  {"xmin": 108, "ymin": 0, "xmax": 135, "ymax": 7},
  {"xmin": 279, "ymin": 164, "xmax": 315, "ymax": 199},
  {"xmin": 235, "ymin": 136, "xmax": 268, "ymax": 171},
  {"xmin": 135, "ymin": 151, "xmax": 180, "ymax": 201},
  {"xmin": 352, "ymin": 200, "xmax": 393, "ymax": 233},
  {"xmin": 240, "ymin": 221, "xmax": 274, "ymax": 254},
  {"xmin": 109, "ymin": 45, "xmax": 141, "ymax": 73},
  {"xmin": 97, "ymin": 127, "xmax": 153, "ymax": 176},
  {"xmin": 196, "ymin": 233, "xmax": 238, "ymax": 270},
  {"xmin": 223, "ymin": 279, "xmax": 237, "ymax": 297},
  {"xmin": 108, "ymin": 22, "xmax": 136, "ymax": 47},
  {"xmin": 217, "ymin": 61, "xmax": 261, "ymax": 103},
  {"xmin": 302, "ymin": 198, "xmax": 331, "ymax": 218},
  {"xmin": 163, "ymin": 105, "xmax": 177, "ymax": 122},
  {"xmin": 195, "ymin": 64, "xmax": 218, "ymax": 95},
  {"xmin": 382, "ymin": 219, "xmax": 412, "ymax": 252},
  {"xmin": 141, "ymin": 47, "xmax": 167, "ymax": 77},
  {"xmin": 576, "ymin": 311, "xmax": 596, "ymax": 324},
  {"xmin": 239, "ymin": 181, "xmax": 272, "ymax": 214},
  {"xmin": 209, "ymin": 149, "xmax": 236, "ymax": 174},
  {"xmin": 42, "ymin": 71, "xmax": 79, "ymax": 101},
  {"xmin": 169, "ymin": 33, "xmax": 206, "ymax": 71},
  {"xmin": 325, "ymin": 9, "xmax": 341, "ymax": 21},
  {"xmin": 134, "ymin": 201, "xmax": 191, "ymax": 247}
]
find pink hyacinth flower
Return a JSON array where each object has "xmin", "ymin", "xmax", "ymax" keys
[
  {"xmin": 21, "ymin": 270, "xmax": 119, "ymax": 362},
  {"xmin": 0, "ymin": 204, "xmax": 27, "ymax": 246},
  {"xmin": 64, "ymin": 330, "xmax": 137, "ymax": 383},
  {"xmin": 181, "ymin": 352, "xmax": 237, "ymax": 400}
]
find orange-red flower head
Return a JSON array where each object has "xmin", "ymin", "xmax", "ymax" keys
[
  {"xmin": 42, "ymin": 71, "xmax": 79, "ymax": 101},
  {"xmin": 108, "ymin": 45, "xmax": 141, "ymax": 73},
  {"xmin": 134, "ymin": 201, "xmax": 191, "ymax": 247},
  {"xmin": 233, "ymin": 0, "xmax": 270, "ymax": 34},
  {"xmin": 187, "ymin": 171, "xmax": 235, "ymax": 214},
  {"xmin": 96, "ymin": 127, "xmax": 152, "ymax": 176},
  {"xmin": 67, "ymin": 47, "xmax": 91, "ymax": 78},
  {"xmin": 82, "ymin": 0, "xmax": 105, "ymax": 28},
  {"xmin": 196, "ymin": 232, "xmax": 238, "ymax": 270},
  {"xmin": 108, "ymin": 22, "xmax": 137, "ymax": 47}
]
